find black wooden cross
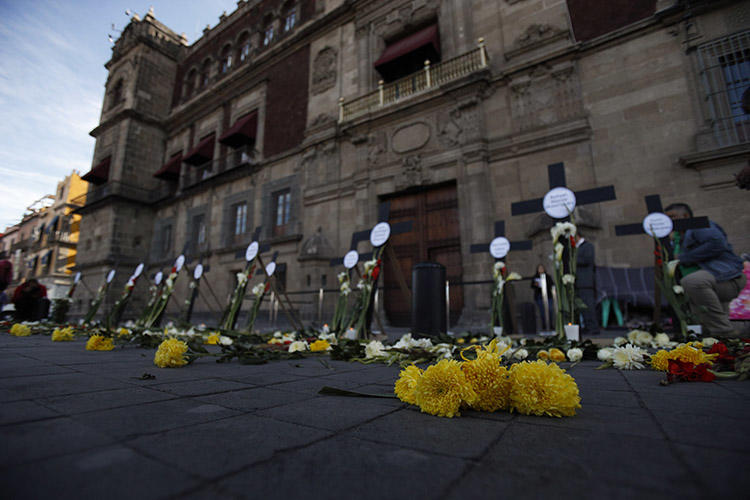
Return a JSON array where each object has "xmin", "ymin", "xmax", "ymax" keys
[
  {"xmin": 511, "ymin": 163, "xmax": 616, "ymax": 216},
  {"xmin": 469, "ymin": 220, "xmax": 533, "ymax": 259},
  {"xmin": 614, "ymin": 194, "xmax": 709, "ymax": 236},
  {"xmin": 329, "ymin": 229, "xmax": 373, "ymax": 267}
]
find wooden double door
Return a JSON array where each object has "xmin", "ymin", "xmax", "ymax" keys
[{"xmin": 383, "ymin": 183, "xmax": 464, "ymax": 327}]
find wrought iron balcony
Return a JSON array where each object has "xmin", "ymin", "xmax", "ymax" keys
[
  {"xmin": 181, "ymin": 144, "xmax": 258, "ymax": 189},
  {"xmin": 339, "ymin": 39, "xmax": 489, "ymax": 123}
]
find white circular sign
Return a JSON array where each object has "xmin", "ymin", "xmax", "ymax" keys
[
  {"xmin": 265, "ymin": 262, "xmax": 277, "ymax": 277},
  {"xmin": 174, "ymin": 255, "xmax": 185, "ymax": 272},
  {"xmin": 370, "ymin": 222, "xmax": 391, "ymax": 247},
  {"xmin": 643, "ymin": 212, "xmax": 674, "ymax": 238},
  {"xmin": 74, "ymin": 272, "xmax": 81, "ymax": 284},
  {"xmin": 154, "ymin": 271, "xmax": 163, "ymax": 285},
  {"xmin": 193, "ymin": 264, "xmax": 204, "ymax": 280},
  {"xmin": 489, "ymin": 237, "xmax": 511, "ymax": 259},
  {"xmin": 133, "ymin": 263, "xmax": 144, "ymax": 278},
  {"xmin": 343, "ymin": 250, "xmax": 359, "ymax": 269},
  {"xmin": 245, "ymin": 241, "xmax": 259, "ymax": 262},
  {"xmin": 543, "ymin": 187, "xmax": 577, "ymax": 219},
  {"xmin": 106, "ymin": 269, "xmax": 116, "ymax": 283}
]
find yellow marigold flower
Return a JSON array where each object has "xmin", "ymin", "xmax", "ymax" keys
[
  {"xmin": 649, "ymin": 342, "xmax": 718, "ymax": 371},
  {"xmin": 414, "ymin": 359, "xmax": 477, "ymax": 418},
  {"xmin": 309, "ymin": 339, "xmax": 331, "ymax": 352},
  {"xmin": 118, "ymin": 328, "xmax": 130, "ymax": 338},
  {"xmin": 548, "ymin": 348, "xmax": 566, "ymax": 362},
  {"xmin": 537, "ymin": 350, "xmax": 550, "ymax": 360},
  {"xmin": 394, "ymin": 365, "xmax": 423, "ymax": 405},
  {"xmin": 462, "ymin": 354, "xmax": 511, "ymax": 412},
  {"xmin": 206, "ymin": 332, "xmax": 221, "ymax": 345},
  {"xmin": 86, "ymin": 335, "xmax": 114, "ymax": 351},
  {"xmin": 10, "ymin": 323, "xmax": 31, "ymax": 337},
  {"xmin": 51, "ymin": 327, "xmax": 75, "ymax": 342},
  {"xmin": 509, "ymin": 360, "xmax": 581, "ymax": 418},
  {"xmin": 154, "ymin": 338, "xmax": 188, "ymax": 368},
  {"xmin": 456, "ymin": 338, "xmax": 465, "ymax": 344}
]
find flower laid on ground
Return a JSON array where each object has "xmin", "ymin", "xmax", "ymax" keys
[
  {"xmin": 613, "ymin": 336, "xmax": 628, "ymax": 347},
  {"xmin": 537, "ymin": 350, "xmax": 550, "ymax": 360},
  {"xmin": 288, "ymin": 340, "xmax": 309, "ymax": 353},
  {"xmin": 627, "ymin": 329, "xmax": 653, "ymax": 347},
  {"xmin": 701, "ymin": 337, "xmax": 719, "ymax": 348},
  {"xmin": 117, "ymin": 327, "xmax": 131, "ymax": 338},
  {"xmin": 413, "ymin": 359, "xmax": 477, "ymax": 418},
  {"xmin": 462, "ymin": 341, "xmax": 512, "ymax": 412},
  {"xmin": 86, "ymin": 335, "xmax": 114, "ymax": 351},
  {"xmin": 652, "ymin": 333, "xmax": 671, "ymax": 348},
  {"xmin": 597, "ymin": 348, "xmax": 613, "ymax": 362},
  {"xmin": 650, "ymin": 342, "xmax": 718, "ymax": 371},
  {"xmin": 310, "ymin": 339, "xmax": 331, "ymax": 352},
  {"xmin": 513, "ymin": 348, "xmax": 529, "ymax": 360},
  {"xmin": 611, "ymin": 344, "xmax": 647, "ymax": 369},
  {"xmin": 394, "ymin": 365, "xmax": 422, "ymax": 405},
  {"xmin": 666, "ymin": 359, "xmax": 716, "ymax": 383},
  {"xmin": 364, "ymin": 340, "xmax": 386, "ymax": 359},
  {"xmin": 10, "ymin": 323, "xmax": 32, "ymax": 337},
  {"xmin": 51, "ymin": 327, "xmax": 75, "ymax": 342},
  {"xmin": 566, "ymin": 348, "xmax": 583, "ymax": 362},
  {"xmin": 205, "ymin": 332, "xmax": 221, "ymax": 345},
  {"xmin": 548, "ymin": 348, "xmax": 566, "ymax": 362},
  {"xmin": 508, "ymin": 360, "xmax": 581, "ymax": 417},
  {"xmin": 154, "ymin": 338, "xmax": 188, "ymax": 368}
]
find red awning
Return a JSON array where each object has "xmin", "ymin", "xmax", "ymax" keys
[
  {"xmin": 183, "ymin": 134, "xmax": 215, "ymax": 166},
  {"xmin": 374, "ymin": 24, "xmax": 440, "ymax": 69},
  {"xmin": 154, "ymin": 153, "xmax": 182, "ymax": 180},
  {"xmin": 81, "ymin": 156, "xmax": 111, "ymax": 185},
  {"xmin": 218, "ymin": 111, "xmax": 258, "ymax": 148}
]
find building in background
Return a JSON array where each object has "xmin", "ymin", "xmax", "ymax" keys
[
  {"xmin": 1, "ymin": 172, "xmax": 86, "ymax": 300},
  {"xmin": 74, "ymin": 0, "xmax": 749, "ymax": 327}
]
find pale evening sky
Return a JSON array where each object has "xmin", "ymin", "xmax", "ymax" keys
[{"xmin": 0, "ymin": 1, "xmax": 238, "ymax": 230}]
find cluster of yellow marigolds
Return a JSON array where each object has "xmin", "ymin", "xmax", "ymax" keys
[
  {"xmin": 649, "ymin": 341, "xmax": 718, "ymax": 371},
  {"xmin": 395, "ymin": 339, "xmax": 581, "ymax": 418}
]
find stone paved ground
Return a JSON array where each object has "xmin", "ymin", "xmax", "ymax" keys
[{"xmin": 1, "ymin": 334, "xmax": 748, "ymax": 500}]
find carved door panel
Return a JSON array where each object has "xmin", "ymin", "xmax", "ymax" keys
[{"xmin": 383, "ymin": 183, "xmax": 463, "ymax": 327}]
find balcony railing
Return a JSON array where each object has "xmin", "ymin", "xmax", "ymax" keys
[
  {"xmin": 339, "ymin": 38, "xmax": 489, "ymax": 123},
  {"xmin": 48, "ymin": 231, "xmax": 75, "ymax": 244},
  {"xmin": 182, "ymin": 144, "xmax": 257, "ymax": 189},
  {"xmin": 71, "ymin": 180, "xmax": 164, "ymax": 208}
]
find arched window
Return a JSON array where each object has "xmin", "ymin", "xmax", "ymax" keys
[
  {"xmin": 185, "ymin": 69, "xmax": 197, "ymax": 99},
  {"xmin": 237, "ymin": 32, "xmax": 251, "ymax": 63},
  {"xmin": 262, "ymin": 15, "xmax": 274, "ymax": 47},
  {"xmin": 110, "ymin": 79, "xmax": 123, "ymax": 109},
  {"xmin": 220, "ymin": 44, "xmax": 232, "ymax": 74},
  {"xmin": 283, "ymin": 3, "xmax": 297, "ymax": 32},
  {"xmin": 200, "ymin": 58, "xmax": 211, "ymax": 88}
]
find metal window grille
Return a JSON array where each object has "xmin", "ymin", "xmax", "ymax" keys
[{"xmin": 696, "ymin": 30, "xmax": 750, "ymax": 147}]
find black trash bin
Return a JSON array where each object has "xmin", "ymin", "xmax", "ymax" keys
[{"xmin": 412, "ymin": 262, "xmax": 446, "ymax": 337}]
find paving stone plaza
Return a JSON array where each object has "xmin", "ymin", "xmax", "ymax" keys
[{"xmin": 1, "ymin": 333, "xmax": 748, "ymax": 499}]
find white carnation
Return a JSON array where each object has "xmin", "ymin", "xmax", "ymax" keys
[
  {"xmin": 513, "ymin": 348, "xmax": 529, "ymax": 360},
  {"xmin": 562, "ymin": 274, "xmax": 575, "ymax": 285},
  {"xmin": 597, "ymin": 348, "xmax": 613, "ymax": 361},
  {"xmin": 701, "ymin": 337, "xmax": 718, "ymax": 348},
  {"xmin": 219, "ymin": 336, "xmax": 233, "ymax": 346},
  {"xmin": 364, "ymin": 340, "xmax": 386, "ymax": 359},
  {"xmin": 566, "ymin": 348, "xmax": 583, "ymax": 362},
  {"xmin": 652, "ymin": 333, "xmax": 671, "ymax": 348},
  {"xmin": 613, "ymin": 336, "xmax": 628, "ymax": 347},
  {"xmin": 288, "ymin": 341, "xmax": 309, "ymax": 353}
]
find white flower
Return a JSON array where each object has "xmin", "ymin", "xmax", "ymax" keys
[
  {"xmin": 364, "ymin": 340, "xmax": 386, "ymax": 359},
  {"xmin": 597, "ymin": 348, "xmax": 613, "ymax": 361},
  {"xmin": 281, "ymin": 333, "xmax": 296, "ymax": 342},
  {"xmin": 613, "ymin": 336, "xmax": 628, "ymax": 347},
  {"xmin": 288, "ymin": 341, "xmax": 309, "ymax": 353},
  {"xmin": 566, "ymin": 348, "xmax": 583, "ymax": 362},
  {"xmin": 273, "ymin": 331, "xmax": 283, "ymax": 338},
  {"xmin": 394, "ymin": 333, "xmax": 417, "ymax": 349},
  {"xmin": 560, "ymin": 222, "xmax": 577, "ymax": 237},
  {"xmin": 318, "ymin": 332, "xmax": 337, "ymax": 344},
  {"xmin": 252, "ymin": 283, "xmax": 265, "ymax": 296},
  {"xmin": 554, "ymin": 243, "xmax": 564, "ymax": 261},
  {"xmin": 413, "ymin": 337, "xmax": 433, "ymax": 349},
  {"xmin": 219, "ymin": 336, "xmax": 233, "ymax": 346},
  {"xmin": 667, "ymin": 260, "xmax": 679, "ymax": 278},
  {"xmin": 627, "ymin": 329, "xmax": 653, "ymax": 347},
  {"xmin": 337, "ymin": 272, "xmax": 347, "ymax": 283},
  {"xmin": 513, "ymin": 348, "xmax": 529, "ymax": 360},
  {"xmin": 126, "ymin": 277, "xmax": 135, "ymax": 288},
  {"xmin": 496, "ymin": 335, "xmax": 513, "ymax": 346},
  {"xmin": 493, "ymin": 262, "xmax": 506, "ymax": 272},
  {"xmin": 495, "ymin": 280, "xmax": 505, "ymax": 295},
  {"xmin": 363, "ymin": 259, "xmax": 377, "ymax": 274},
  {"xmin": 673, "ymin": 285, "xmax": 684, "ymax": 295},
  {"xmin": 701, "ymin": 337, "xmax": 719, "ymax": 348},
  {"xmin": 340, "ymin": 281, "xmax": 351, "ymax": 295},
  {"xmin": 562, "ymin": 274, "xmax": 575, "ymax": 285},
  {"xmin": 430, "ymin": 343, "xmax": 455, "ymax": 359},
  {"xmin": 506, "ymin": 272, "xmax": 521, "ymax": 281},
  {"xmin": 551, "ymin": 222, "xmax": 576, "ymax": 241},
  {"xmin": 652, "ymin": 333, "xmax": 671, "ymax": 348},
  {"xmin": 165, "ymin": 277, "xmax": 174, "ymax": 290},
  {"xmin": 236, "ymin": 272, "xmax": 248, "ymax": 286},
  {"xmin": 611, "ymin": 344, "xmax": 646, "ymax": 370}
]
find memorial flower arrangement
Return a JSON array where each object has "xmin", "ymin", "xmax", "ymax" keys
[
  {"xmin": 549, "ymin": 221, "xmax": 581, "ymax": 339},
  {"xmin": 141, "ymin": 265, "xmax": 180, "ymax": 329},
  {"xmin": 351, "ymin": 255, "xmax": 383, "ymax": 338},
  {"xmin": 331, "ymin": 271, "xmax": 351, "ymax": 333},
  {"xmin": 108, "ymin": 274, "xmax": 139, "ymax": 328},
  {"xmin": 653, "ymin": 237, "xmax": 694, "ymax": 339},
  {"xmin": 246, "ymin": 281, "xmax": 270, "ymax": 333},
  {"xmin": 51, "ymin": 326, "xmax": 75, "ymax": 342},
  {"xmin": 137, "ymin": 278, "xmax": 164, "ymax": 328},
  {"xmin": 395, "ymin": 339, "xmax": 581, "ymax": 418},
  {"xmin": 489, "ymin": 262, "xmax": 521, "ymax": 333},
  {"xmin": 83, "ymin": 280, "xmax": 109, "ymax": 325},
  {"xmin": 221, "ymin": 263, "xmax": 256, "ymax": 331}
]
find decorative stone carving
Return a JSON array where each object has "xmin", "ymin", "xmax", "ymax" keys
[
  {"xmin": 373, "ymin": 0, "xmax": 440, "ymax": 38},
  {"xmin": 510, "ymin": 63, "xmax": 583, "ymax": 132},
  {"xmin": 299, "ymin": 227, "xmax": 334, "ymax": 261},
  {"xmin": 392, "ymin": 122, "xmax": 431, "ymax": 153},
  {"xmin": 437, "ymin": 101, "xmax": 482, "ymax": 148},
  {"xmin": 311, "ymin": 47, "xmax": 337, "ymax": 95},
  {"xmin": 515, "ymin": 24, "xmax": 565, "ymax": 48},
  {"xmin": 367, "ymin": 132, "xmax": 387, "ymax": 167},
  {"xmin": 398, "ymin": 154, "xmax": 429, "ymax": 189}
]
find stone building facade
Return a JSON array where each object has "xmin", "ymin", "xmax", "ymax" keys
[{"xmin": 75, "ymin": 0, "xmax": 749, "ymax": 327}]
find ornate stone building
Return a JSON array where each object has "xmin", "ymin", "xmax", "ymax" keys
[{"xmin": 74, "ymin": 0, "xmax": 749, "ymax": 327}]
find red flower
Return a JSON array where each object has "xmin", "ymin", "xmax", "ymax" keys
[
  {"xmin": 569, "ymin": 236, "xmax": 576, "ymax": 248},
  {"xmin": 667, "ymin": 359, "xmax": 715, "ymax": 383},
  {"xmin": 171, "ymin": 266, "xmax": 177, "ymax": 274},
  {"xmin": 264, "ymin": 282, "xmax": 271, "ymax": 292},
  {"xmin": 707, "ymin": 342, "xmax": 735, "ymax": 363},
  {"xmin": 371, "ymin": 265, "xmax": 380, "ymax": 282}
]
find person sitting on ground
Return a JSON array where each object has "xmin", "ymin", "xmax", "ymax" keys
[
  {"xmin": 665, "ymin": 203, "xmax": 746, "ymax": 336},
  {"xmin": 12, "ymin": 279, "xmax": 48, "ymax": 322}
]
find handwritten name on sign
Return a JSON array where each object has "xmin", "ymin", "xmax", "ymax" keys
[
  {"xmin": 245, "ymin": 241, "xmax": 259, "ymax": 262},
  {"xmin": 543, "ymin": 187, "xmax": 576, "ymax": 219},
  {"xmin": 642, "ymin": 212, "xmax": 673, "ymax": 238},
  {"xmin": 370, "ymin": 222, "xmax": 391, "ymax": 247},
  {"xmin": 343, "ymin": 250, "xmax": 359, "ymax": 269},
  {"xmin": 193, "ymin": 264, "xmax": 204, "ymax": 280},
  {"xmin": 489, "ymin": 237, "xmax": 511, "ymax": 259}
]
